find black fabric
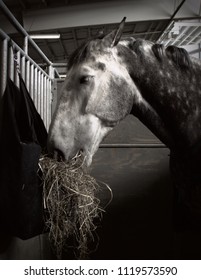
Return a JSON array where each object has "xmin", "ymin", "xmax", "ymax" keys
[{"xmin": 0, "ymin": 76, "xmax": 47, "ymax": 239}]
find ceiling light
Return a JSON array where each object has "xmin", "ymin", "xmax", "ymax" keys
[{"xmin": 30, "ymin": 34, "xmax": 60, "ymax": 39}]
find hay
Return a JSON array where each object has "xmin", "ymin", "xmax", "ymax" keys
[{"xmin": 38, "ymin": 155, "xmax": 105, "ymax": 259}]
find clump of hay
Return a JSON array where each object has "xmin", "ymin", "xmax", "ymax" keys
[{"xmin": 39, "ymin": 155, "xmax": 105, "ymax": 259}]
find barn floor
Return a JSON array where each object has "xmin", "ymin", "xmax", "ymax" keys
[{"xmin": 90, "ymin": 148, "xmax": 201, "ymax": 260}]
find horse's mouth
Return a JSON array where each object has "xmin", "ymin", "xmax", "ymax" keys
[{"xmin": 48, "ymin": 143, "xmax": 93, "ymax": 167}]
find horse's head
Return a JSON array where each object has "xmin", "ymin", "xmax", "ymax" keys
[{"xmin": 48, "ymin": 18, "xmax": 136, "ymax": 166}]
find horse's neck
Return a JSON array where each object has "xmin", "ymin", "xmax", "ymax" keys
[{"xmin": 121, "ymin": 40, "xmax": 201, "ymax": 152}]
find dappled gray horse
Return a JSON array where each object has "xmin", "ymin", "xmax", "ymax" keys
[{"xmin": 48, "ymin": 18, "xmax": 201, "ymax": 228}]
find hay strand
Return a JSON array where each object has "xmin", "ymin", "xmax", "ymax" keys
[{"xmin": 39, "ymin": 155, "xmax": 104, "ymax": 259}]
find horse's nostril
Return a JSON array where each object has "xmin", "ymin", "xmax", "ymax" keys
[{"xmin": 52, "ymin": 149, "xmax": 65, "ymax": 162}]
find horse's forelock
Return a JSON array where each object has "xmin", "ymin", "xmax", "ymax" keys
[
  {"xmin": 67, "ymin": 36, "xmax": 111, "ymax": 70},
  {"xmin": 67, "ymin": 41, "xmax": 91, "ymax": 70}
]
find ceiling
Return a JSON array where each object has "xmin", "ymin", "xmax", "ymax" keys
[{"xmin": 1, "ymin": 0, "xmax": 201, "ymax": 75}]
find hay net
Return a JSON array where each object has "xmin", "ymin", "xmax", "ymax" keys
[{"xmin": 38, "ymin": 155, "xmax": 107, "ymax": 259}]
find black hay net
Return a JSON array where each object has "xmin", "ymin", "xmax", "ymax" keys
[{"xmin": 0, "ymin": 75, "xmax": 47, "ymax": 240}]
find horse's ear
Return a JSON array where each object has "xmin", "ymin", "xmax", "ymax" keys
[{"xmin": 102, "ymin": 17, "xmax": 126, "ymax": 48}]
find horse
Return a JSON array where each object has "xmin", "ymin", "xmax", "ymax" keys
[{"xmin": 48, "ymin": 18, "xmax": 201, "ymax": 228}]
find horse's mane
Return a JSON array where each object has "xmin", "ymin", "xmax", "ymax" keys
[
  {"xmin": 152, "ymin": 43, "xmax": 191, "ymax": 69},
  {"xmin": 67, "ymin": 35, "xmax": 192, "ymax": 71}
]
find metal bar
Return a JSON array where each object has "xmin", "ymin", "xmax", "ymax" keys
[
  {"xmin": 0, "ymin": 0, "xmax": 52, "ymax": 66},
  {"xmin": 46, "ymin": 78, "xmax": 49, "ymax": 130},
  {"xmin": 21, "ymin": 54, "xmax": 25, "ymax": 80},
  {"xmin": 0, "ymin": 37, "xmax": 8, "ymax": 135},
  {"xmin": 0, "ymin": 29, "xmax": 51, "ymax": 79},
  {"xmin": 37, "ymin": 71, "xmax": 41, "ymax": 115},
  {"xmin": 23, "ymin": 35, "xmax": 28, "ymax": 54},
  {"xmin": 40, "ymin": 73, "xmax": 44, "ymax": 120},
  {"xmin": 156, "ymin": 0, "xmax": 186, "ymax": 42},
  {"xmin": 44, "ymin": 75, "xmax": 47, "ymax": 128},
  {"xmin": 47, "ymin": 79, "xmax": 51, "ymax": 129},
  {"xmin": 188, "ymin": 29, "xmax": 201, "ymax": 44},
  {"xmin": 26, "ymin": 59, "xmax": 30, "ymax": 89},
  {"xmin": 174, "ymin": 22, "xmax": 201, "ymax": 27},
  {"xmin": 0, "ymin": 38, "xmax": 8, "ymax": 98},
  {"xmin": 14, "ymin": 51, "xmax": 20, "ymax": 87},
  {"xmin": 99, "ymin": 143, "xmax": 166, "ymax": 148},
  {"xmin": 178, "ymin": 26, "xmax": 199, "ymax": 46},
  {"xmin": 34, "ymin": 67, "xmax": 38, "ymax": 108},
  {"xmin": 30, "ymin": 63, "xmax": 34, "ymax": 99},
  {"xmin": 8, "ymin": 45, "xmax": 14, "ymax": 81},
  {"xmin": 48, "ymin": 64, "xmax": 54, "ymax": 79},
  {"xmin": 194, "ymin": 34, "xmax": 201, "ymax": 44},
  {"xmin": 45, "ymin": 77, "xmax": 48, "ymax": 129},
  {"xmin": 47, "ymin": 78, "xmax": 52, "ymax": 129},
  {"xmin": 53, "ymin": 63, "xmax": 67, "ymax": 67}
]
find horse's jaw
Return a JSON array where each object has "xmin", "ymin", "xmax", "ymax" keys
[
  {"xmin": 48, "ymin": 113, "xmax": 113, "ymax": 167},
  {"xmin": 78, "ymin": 114, "xmax": 113, "ymax": 167}
]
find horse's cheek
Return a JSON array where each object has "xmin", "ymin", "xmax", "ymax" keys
[{"xmin": 85, "ymin": 77, "xmax": 133, "ymax": 122}]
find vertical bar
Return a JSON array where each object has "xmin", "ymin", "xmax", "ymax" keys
[
  {"xmin": 40, "ymin": 73, "xmax": 44, "ymax": 121},
  {"xmin": 0, "ymin": 38, "xmax": 8, "ymax": 135},
  {"xmin": 48, "ymin": 79, "xmax": 52, "ymax": 126},
  {"xmin": 0, "ymin": 38, "xmax": 8, "ymax": 98},
  {"xmin": 48, "ymin": 65, "xmax": 53, "ymax": 130},
  {"xmin": 26, "ymin": 59, "xmax": 30, "ymax": 90},
  {"xmin": 46, "ymin": 78, "xmax": 51, "ymax": 130},
  {"xmin": 14, "ymin": 51, "xmax": 20, "ymax": 87},
  {"xmin": 34, "ymin": 67, "xmax": 38, "ymax": 108},
  {"xmin": 21, "ymin": 54, "xmax": 25, "ymax": 81},
  {"xmin": 44, "ymin": 76, "xmax": 47, "ymax": 128},
  {"xmin": 8, "ymin": 45, "xmax": 14, "ymax": 81},
  {"xmin": 46, "ymin": 78, "xmax": 49, "ymax": 130},
  {"xmin": 37, "ymin": 70, "xmax": 41, "ymax": 115},
  {"xmin": 30, "ymin": 63, "xmax": 34, "ymax": 99},
  {"xmin": 23, "ymin": 35, "xmax": 28, "ymax": 55},
  {"xmin": 48, "ymin": 65, "xmax": 53, "ymax": 79},
  {"xmin": 199, "ymin": 43, "xmax": 201, "ymax": 60}
]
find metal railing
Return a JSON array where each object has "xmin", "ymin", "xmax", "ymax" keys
[
  {"xmin": 99, "ymin": 143, "xmax": 166, "ymax": 148},
  {"xmin": 0, "ymin": 29, "xmax": 52, "ymax": 129},
  {"xmin": 0, "ymin": 0, "xmax": 60, "ymax": 129}
]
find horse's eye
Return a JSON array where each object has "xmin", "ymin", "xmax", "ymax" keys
[{"xmin": 80, "ymin": 75, "xmax": 93, "ymax": 84}]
